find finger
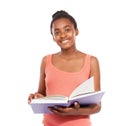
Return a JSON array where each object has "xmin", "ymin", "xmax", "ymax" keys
[
  {"xmin": 34, "ymin": 93, "xmax": 43, "ymax": 98},
  {"xmin": 74, "ymin": 102, "xmax": 80, "ymax": 110},
  {"xmin": 48, "ymin": 107, "xmax": 66, "ymax": 116},
  {"xmin": 34, "ymin": 93, "xmax": 39, "ymax": 99},
  {"xmin": 53, "ymin": 106, "xmax": 72, "ymax": 113},
  {"xmin": 28, "ymin": 99, "xmax": 32, "ymax": 104},
  {"xmin": 28, "ymin": 94, "xmax": 34, "ymax": 104}
]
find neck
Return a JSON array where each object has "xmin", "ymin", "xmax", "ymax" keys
[{"xmin": 59, "ymin": 48, "xmax": 78, "ymax": 58}]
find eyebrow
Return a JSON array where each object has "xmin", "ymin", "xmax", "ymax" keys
[{"xmin": 54, "ymin": 25, "xmax": 71, "ymax": 31}]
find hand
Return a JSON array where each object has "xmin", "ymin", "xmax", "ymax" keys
[
  {"xmin": 48, "ymin": 102, "xmax": 80, "ymax": 116},
  {"xmin": 28, "ymin": 92, "xmax": 44, "ymax": 104}
]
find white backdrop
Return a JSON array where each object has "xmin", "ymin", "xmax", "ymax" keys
[{"xmin": 0, "ymin": 0, "xmax": 120, "ymax": 126}]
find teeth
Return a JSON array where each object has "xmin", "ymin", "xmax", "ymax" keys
[{"xmin": 62, "ymin": 40, "xmax": 69, "ymax": 43}]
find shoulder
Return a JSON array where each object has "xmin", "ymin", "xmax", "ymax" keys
[
  {"xmin": 40, "ymin": 54, "xmax": 52, "ymax": 73},
  {"xmin": 90, "ymin": 55, "xmax": 99, "ymax": 64},
  {"xmin": 41, "ymin": 55, "xmax": 47, "ymax": 64},
  {"xmin": 40, "ymin": 53, "xmax": 56, "ymax": 66},
  {"xmin": 41, "ymin": 54, "xmax": 52, "ymax": 62},
  {"xmin": 40, "ymin": 54, "xmax": 50, "ymax": 67},
  {"xmin": 89, "ymin": 55, "xmax": 100, "ymax": 70}
]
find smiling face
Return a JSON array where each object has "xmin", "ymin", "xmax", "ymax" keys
[{"xmin": 51, "ymin": 18, "xmax": 79, "ymax": 50}]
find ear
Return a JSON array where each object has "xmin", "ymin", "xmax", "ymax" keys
[{"xmin": 75, "ymin": 28, "xmax": 79, "ymax": 36}]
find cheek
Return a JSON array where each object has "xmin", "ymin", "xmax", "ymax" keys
[
  {"xmin": 52, "ymin": 34, "xmax": 57, "ymax": 41},
  {"xmin": 53, "ymin": 36, "xmax": 57, "ymax": 42},
  {"xmin": 70, "ymin": 32, "xmax": 76, "ymax": 39}
]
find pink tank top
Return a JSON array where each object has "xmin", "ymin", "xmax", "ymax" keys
[{"xmin": 43, "ymin": 54, "xmax": 92, "ymax": 126}]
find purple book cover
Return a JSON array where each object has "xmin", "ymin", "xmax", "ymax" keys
[{"xmin": 30, "ymin": 91, "xmax": 105, "ymax": 114}]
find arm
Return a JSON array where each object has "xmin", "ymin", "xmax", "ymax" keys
[
  {"xmin": 90, "ymin": 56, "xmax": 101, "ymax": 91},
  {"xmin": 37, "ymin": 56, "xmax": 46, "ymax": 95},
  {"xmin": 28, "ymin": 56, "xmax": 46, "ymax": 104},
  {"xmin": 77, "ymin": 56, "xmax": 101, "ymax": 115},
  {"xmin": 49, "ymin": 56, "xmax": 101, "ymax": 116}
]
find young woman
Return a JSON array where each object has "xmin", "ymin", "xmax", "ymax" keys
[{"xmin": 28, "ymin": 10, "xmax": 101, "ymax": 126}]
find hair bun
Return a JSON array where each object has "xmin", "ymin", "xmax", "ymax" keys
[{"xmin": 52, "ymin": 10, "xmax": 69, "ymax": 19}]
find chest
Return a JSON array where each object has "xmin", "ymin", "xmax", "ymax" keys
[{"xmin": 52, "ymin": 57, "xmax": 85, "ymax": 72}]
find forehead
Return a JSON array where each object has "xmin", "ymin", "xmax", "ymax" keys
[{"xmin": 52, "ymin": 18, "xmax": 73, "ymax": 29}]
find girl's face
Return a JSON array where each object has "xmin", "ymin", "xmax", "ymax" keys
[{"xmin": 51, "ymin": 18, "xmax": 78, "ymax": 50}]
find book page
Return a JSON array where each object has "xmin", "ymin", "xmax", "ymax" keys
[
  {"xmin": 68, "ymin": 91, "xmax": 105, "ymax": 107},
  {"xmin": 69, "ymin": 77, "xmax": 94, "ymax": 98},
  {"xmin": 31, "ymin": 95, "xmax": 68, "ymax": 104},
  {"xmin": 42, "ymin": 95, "xmax": 68, "ymax": 100}
]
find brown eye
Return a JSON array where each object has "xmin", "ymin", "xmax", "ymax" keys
[
  {"xmin": 54, "ymin": 31, "xmax": 60, "ymax": 36},
  {"xmin": 65, "ymin": 28, "xmax": 71, "ymax": 33}
]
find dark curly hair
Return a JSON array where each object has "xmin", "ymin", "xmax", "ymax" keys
[{"xmin": 50, "ymin": 10, "xmax": 77, "ymax": 34}]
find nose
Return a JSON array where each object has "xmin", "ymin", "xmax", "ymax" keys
[{"xmin": 60, "ymin": 31, "xmax": 66, "ymax": 38}]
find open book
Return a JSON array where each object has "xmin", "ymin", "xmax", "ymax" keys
[{"xmin": 30, "ymin": 77, "xmax": 105, "ymax": 114}]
